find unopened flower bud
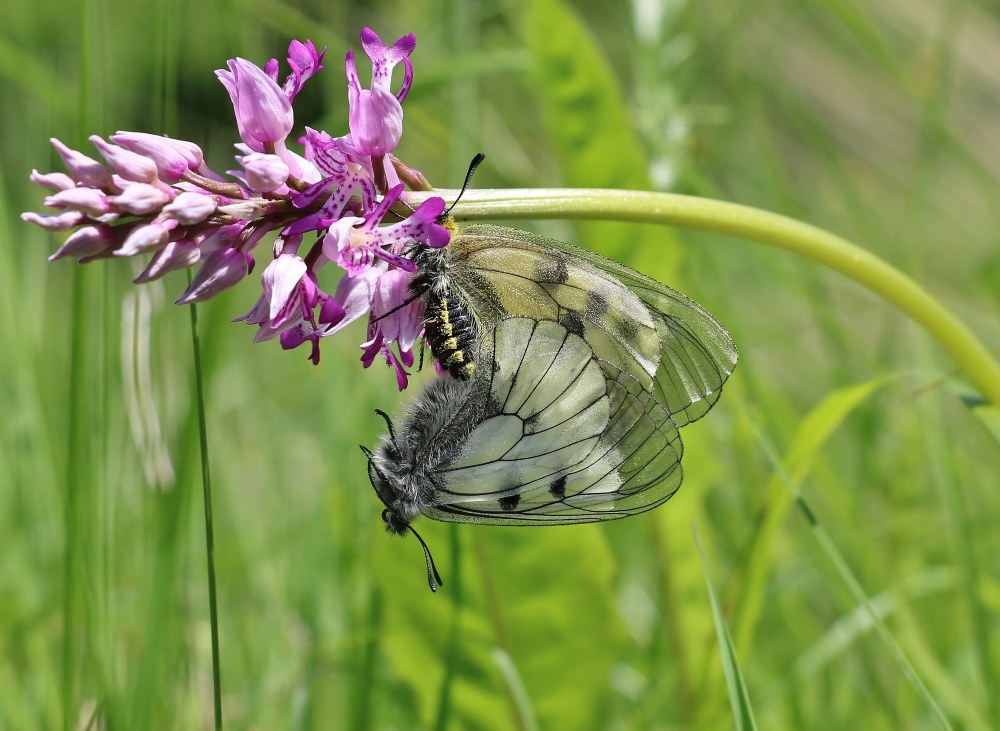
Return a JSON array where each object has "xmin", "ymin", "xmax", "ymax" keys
[
  {"xmin": 90, "ymin": 136, "xmax": 159, "ymax": 183},
  {"xmin": 110, "ymin": 183, "xmax": 171, "ymax": 215},
  {"xmin": 48, "ymin": 225, "xmax": 115, "ymax": 261},
  {"xmin": 111, "ymin": 131, "xmax": 202, "ymax": 182},
  {"xmin": 21, "ymin": 210, "xmax": 85, "ymax": 231},
  {"xmin": 116, "ymin": 222, "xmax": 170, "ymax": 257},
  {"xmin": 45, "ymin": 187, "xmax": 109, "ymax": 217},
  {"xmin": 31, "ymin": 169, "xmax": 75, "ymax": 192},
  {"xmin": 242, "ymin": 152, "xmax": 290, "ymax": 192},
  {"xmin": 163, "ymin": 191, "xmax": 217, "ymax": 225},
  {"xmin": 50, "ymin": 138, "xmax": 113, "ymax": 189}
]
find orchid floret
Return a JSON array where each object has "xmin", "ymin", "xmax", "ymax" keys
[{"xmin": 25, "ymin": 29, "xmax": 455, "ymax": 386}]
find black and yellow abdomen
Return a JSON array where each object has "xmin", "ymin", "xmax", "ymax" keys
[
  {"xmin": 410, "ymin": 246, "xmax": 477, "ymax": 380},
  {"xmin": 423, "ymin": 294, "xmax": 476, "ymax": 380}
]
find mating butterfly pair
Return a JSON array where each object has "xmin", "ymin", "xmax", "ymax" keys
[{"xmin": 363, "ymin": 224, "xmax": 737, "ymax": 590}]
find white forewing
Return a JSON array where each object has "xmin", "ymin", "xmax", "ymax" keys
[
  {"xmin": 450, "ymin": 232, "xmax": 662, "ymax": 391},
  {"xmin": 448, "ymin": 225, "xmax": 737, "ymax": 427},
  {"xmin": 446, "ymin": 414, "xmax": 522, "ymax": 468}
]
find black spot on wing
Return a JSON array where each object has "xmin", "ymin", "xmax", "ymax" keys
[
  {"xmin": 560, "ymin": 309, "xmax": 585, "ymax": 337},
  {"xmin": 617, "ymin": 316, "xmax": 639, "ymax": 340},
  {"xmin": 549, "ymin": 475, "xmax": 567, "ymax": 498},
  {"xmin": 536, "ymin": 256, "xmax": 570, "ymax": 284},
  {"xmin": 585, "ymin": 292, "xmax": 609, "ymax": 319},
  {"xmin": 499, "ymin": 494, "xmax": 521, "ymax": 511}
]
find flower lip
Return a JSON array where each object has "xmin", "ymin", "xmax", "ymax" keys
[{"xmin": 343, "ymin": 29, "xmax": 416, "ymax": 159}]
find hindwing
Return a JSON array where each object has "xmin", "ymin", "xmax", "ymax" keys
[{"xmin": 421, "ymin": 316, "xmax": 683, "ymax": 526}]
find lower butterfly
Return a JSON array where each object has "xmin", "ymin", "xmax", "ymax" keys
[{"xmin": 363, "ymin": 224, "xmax": 738, "ymax": 590}]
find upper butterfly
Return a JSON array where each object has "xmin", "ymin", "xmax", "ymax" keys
[{"xmin": 364, "ymin": 224, "xmax": 737, "ymax": 589}]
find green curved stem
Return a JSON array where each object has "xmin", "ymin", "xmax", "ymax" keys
[{"xmin": 407, "ymin": 187, "xmax": 1000, "ymax": 407}]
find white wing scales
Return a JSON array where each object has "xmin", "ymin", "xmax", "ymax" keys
[
  {"xmin": 446, "ymin": 414, "xmax": 522, "ymax": 468},
  {"xmin": 434, "ymin": 318, "xmax": 622, "ymax": 514}
]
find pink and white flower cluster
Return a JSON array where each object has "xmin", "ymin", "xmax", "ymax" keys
[{"xmin": 23, "ymin": 31, "xmax": 449, "ymax": 388}]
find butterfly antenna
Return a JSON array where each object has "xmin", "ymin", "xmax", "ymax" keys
[
  {"xmin": 361, "ymin": 444, "xmax": 396, "ymax": 481},
  {"xmin": 373, "ymin": 409, "xmax": 400, "ymax": 450},
  {"xmin": 408, "ymin": 524, "xmax": 444, "ymax": 592},
  {"xmin": 440, "ymin": 152, "xmax": 486, "ymax": 221}
]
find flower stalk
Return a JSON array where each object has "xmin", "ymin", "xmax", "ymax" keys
[
  {"xmin": 403, "ymin": 187, "xmax": 1000, "ymax": 408},
  {"xmin": 186, "ymin": 290, "xmax": 223, "ymax": 731}
]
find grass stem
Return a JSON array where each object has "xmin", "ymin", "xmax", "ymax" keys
[{"xmin": 187, "ymin": 293, "xmax": 223, "ymax": 731}]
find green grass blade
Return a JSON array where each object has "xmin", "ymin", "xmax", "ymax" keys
[
  {"xmin": 732, "ymin": 375, "xmax": 895, "ymax": 656},
  {"xmin": 961, "ymin": 391, "xmax": 1000, "ymax": 447},
  {"xmin": 945, "ymin": 385, "xmax": 1000, "ymax": 728},
  {"xmin": 748, "ymin": 420, "xmax": 955, "ymax": 731},
  {"xmin": 694, "ymin": 526, "xmax": 759, "ymax": 731},
  {"xmin": 522, "ymin": 0, "xmax": 683, "ymax": 280},
  {"xmin": 432, "ymin": 523, "xmax": 463, "ymax": 731},
  {"xmin": 491, "ymin": 647, "xmax": 541, "ymax": 731},
  {"xmin": 187, "ymin": 292, "xmax": 224, "ymax": 731},
  {"xmin": 63, "ymin": 3, "xmax": 101, "ymax": 727}
]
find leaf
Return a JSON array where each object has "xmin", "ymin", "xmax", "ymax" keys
[
  {"xmin": 731, "ymin": 375, "xmax": 896, "ymax": 657},
  {"xmin": 522, "ymin": 0, "xmax": 683, "ymax": 282},
  {"xmin": 371, "ymin": 519, "xmax": 629, "ymax": 731},
  {"xmin": 746, "ymin": 414, "xmax": 956, "ymax": 731}
]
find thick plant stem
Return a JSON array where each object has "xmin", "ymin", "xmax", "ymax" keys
[{"xmin": 407, "ymin": 188, "xmax": 1000, "ymax": 407}]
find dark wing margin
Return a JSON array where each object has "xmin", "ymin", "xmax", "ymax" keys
[{"xmin": 452, "ymin": 224, "xmax": 738, "ymax": 427}]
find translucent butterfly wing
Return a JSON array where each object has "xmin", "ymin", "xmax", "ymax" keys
[
  {"xmin": 421, "ymin": 317, "xmax": 683, "ymax": 526},
  {"xmin": 537, "ymin": 231, "xmax": 739, "ymax": 426},
  {"xmin": 448, "ymin": 224, "xmax": 737, "ymax": 427}
]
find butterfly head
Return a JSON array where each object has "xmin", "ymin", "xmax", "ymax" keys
[
  {"xmin": 380, "ymin": 507, "xmax": 410, "ymax": 536},
  {"xmin": 361, "ymin": 443, "xmax": 444, "ymax": 592},
  {"xmin": 362, "ymin": 446, "xmax": 411, "ymax": 533}
]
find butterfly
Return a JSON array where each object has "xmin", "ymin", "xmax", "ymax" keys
[{"xmin": 362, "ymin": 224, "xmax": 738, "ymax": 590}]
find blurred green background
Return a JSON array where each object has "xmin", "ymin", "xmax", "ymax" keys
[{"xmin": 2, "ymin": 0, "xmax": 999, "ymax": 729}]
